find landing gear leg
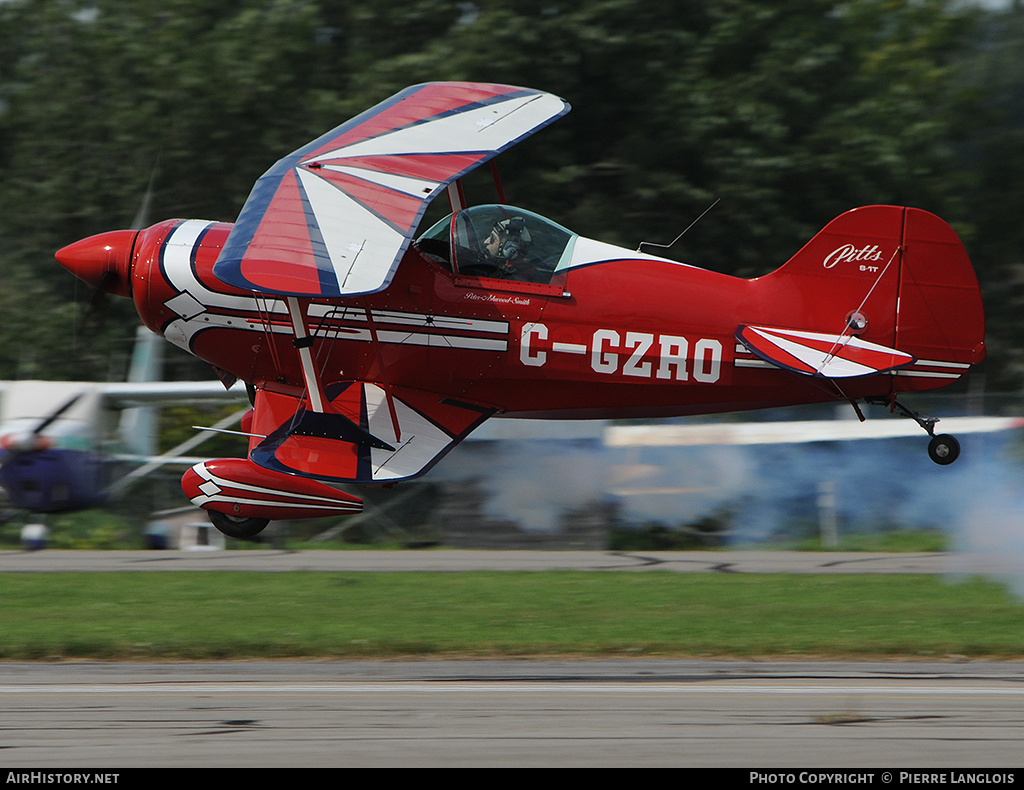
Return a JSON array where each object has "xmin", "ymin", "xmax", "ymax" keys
[{"xmin": 864, "ymin": 397, "xmax": 960, "ymax": 465}]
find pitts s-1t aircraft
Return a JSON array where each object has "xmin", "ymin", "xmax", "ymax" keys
[{"xmin": 56, "ymin": 82, "xmax": 985, "ymax": 539}]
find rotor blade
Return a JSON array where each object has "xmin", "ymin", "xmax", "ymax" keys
[
  {"xmin": 77, "ymin": 160, "xmax": 158, "ymax": 336},
  {"xmin": 131, "ymin": 156, "xmax": 160, "ymax": 230},
  {"xmin": 80, "ymin": 277, "xmax": 115, "ymax": 329},
  {"xmin": 32, "ymin": 393, "xmax": 84, "ymax": 435}
]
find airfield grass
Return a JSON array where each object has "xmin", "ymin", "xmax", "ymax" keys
[{"xmin": 2, "ymin": 571, "xmax": 1024, "ymax": 660}]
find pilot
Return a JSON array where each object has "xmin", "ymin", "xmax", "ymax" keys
[{"xmin": 482, "ymin": 216, "xmax": 531, "ymax": 277}]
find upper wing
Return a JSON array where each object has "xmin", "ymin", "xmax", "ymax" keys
[{"xmin": 214, "ymin": 82, "xmax": 570, "ymax": 298}]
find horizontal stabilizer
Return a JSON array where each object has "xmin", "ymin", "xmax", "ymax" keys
[
  {"xmin": 736, "ymin": 325, "xmax": 915, "ymax": 378},
  {"xmin": 248, "ymin": 383, "xmax": 493, "ymax": 484}
]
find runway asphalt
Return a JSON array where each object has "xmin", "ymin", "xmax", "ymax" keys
[
  {"xmin": 0, "ymin": 548, "xmax": 1015, "ymax": 574},
  {"xmin": 3, "ymin": 658, "xmax": 1024, "ymax": 768}
]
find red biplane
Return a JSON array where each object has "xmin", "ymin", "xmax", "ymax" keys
[{"xmin": 56, "ymin": 82, "xmax": 985, "ymax": 539}]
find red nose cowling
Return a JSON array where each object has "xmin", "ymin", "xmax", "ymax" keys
[{"xmin": 55, "ymin": 229, "xmax": 138, "ymax": 298}]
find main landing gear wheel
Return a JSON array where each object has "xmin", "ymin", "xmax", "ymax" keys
[
  {"xmin": 928, "ymin": 434, "xmax": 960, "ymax": 466},
  {"xmin": 208, "ymin": 511, "xmax": 270, "ymax": 540}
]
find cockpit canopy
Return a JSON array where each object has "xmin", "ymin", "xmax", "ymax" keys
[{"xmin": 416, "ymin": 205, "xmax": 576, "ymax": 284}]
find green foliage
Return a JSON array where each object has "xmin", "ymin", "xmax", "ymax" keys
[
  {"xmin": 159, "ymin": 402, "xmax": 248, "ymax": 457},
  {"xmin": 957, "ymin": 8, "xmax": 1024, "ymax": 390}
]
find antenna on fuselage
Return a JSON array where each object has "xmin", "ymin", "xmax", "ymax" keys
[{"xmin": 637, "ymin": 198, "xmax": 719, "ymax": 255}]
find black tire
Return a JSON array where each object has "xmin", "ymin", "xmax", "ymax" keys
[
  {"xmin": 928, "ymin": 434, "xmax": 960, "ymax": 465},
  {"xmin": 208, "ymin": 511, "xmax": 270, "ymax": 540}
]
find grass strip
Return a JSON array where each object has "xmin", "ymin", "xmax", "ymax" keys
[{"xmin": 1, "ymin": 571, "xmax": 1023, "ymax": 660}]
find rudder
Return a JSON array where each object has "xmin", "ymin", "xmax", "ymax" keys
[{"xmin": 896, "ymin": 207, "xmax": 985, "ymax": 373}]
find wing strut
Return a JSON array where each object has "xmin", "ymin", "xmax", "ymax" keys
[
  {"xmin": 285, "ymin": 296, "xmax": 326, "ymax": 413},
  {"xmin": 446, "ymin": 180, "xmax": 466, "ymax": 212},
  {"xmin": 281, "ymin": 296, "xmax": 397, "ymax": 452},
  {"xmin": 490, "ymin": 161, "xmax": 507, "ymax": 204}
]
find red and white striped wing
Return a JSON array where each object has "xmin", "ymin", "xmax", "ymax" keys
[
  {"xmin": 736, "ymin": 325, "xmax": 915, "ymax": 378},
  {"xmin": 214, "ymin": 82, "xmax": 570, "ymax": 298}
]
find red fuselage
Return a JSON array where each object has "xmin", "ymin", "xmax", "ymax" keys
[{"xmin": 110, "ymin": 214, "xmax": 977, "ymax": 421}]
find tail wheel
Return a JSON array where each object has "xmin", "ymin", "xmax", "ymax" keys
[
  {"xmin": 208, "ymin": 511, "xmax": 270, "ymax": 540},
  {"xmin": 928, "ymin": 434, "xmax": 960, "ymax": 465}
]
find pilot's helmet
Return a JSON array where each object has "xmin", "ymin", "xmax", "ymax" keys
[{"xmin": 491, "ymin": 216, "xmax": 530, "ymax": 259}]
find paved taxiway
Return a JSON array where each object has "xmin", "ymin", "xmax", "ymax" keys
[{"xmin": 3, "ymin": 551, "xmax": 1023, "ymax": 767}]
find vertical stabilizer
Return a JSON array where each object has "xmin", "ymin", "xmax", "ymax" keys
[{"xmin": 752, "ymin": 206, "xmax": 984, "ymax": 390}]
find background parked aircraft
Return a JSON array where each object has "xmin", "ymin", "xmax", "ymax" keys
[{"xmin": 0, "ymin": 328, "xmax": 246, "ymax": 518}]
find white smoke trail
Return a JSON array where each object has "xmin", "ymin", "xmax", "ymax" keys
[{"xmin": 432, "ymin": 421, "xmax": 1024, "ymax": 599}]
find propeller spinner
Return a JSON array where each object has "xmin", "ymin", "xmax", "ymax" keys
[{"xmin": 55, "ymin": 230, "xmax": 138, "ymax": 297}]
